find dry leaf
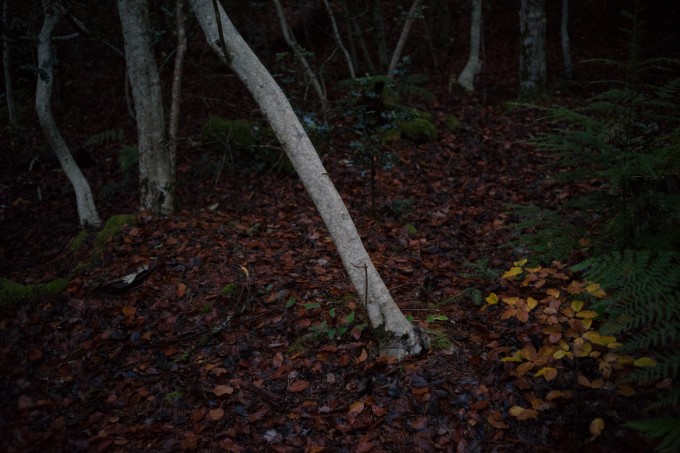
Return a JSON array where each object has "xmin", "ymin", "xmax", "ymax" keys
[
  {"xmin": 213, "ymin": 385, "xmax": 234, "ymax": 396},
  {"xmin": 208, "ymin": 408, "xmax": 224, "ymax": 421},
  {"xmin": 348, "ymin": 401, "xmax": 364, "ymax": 415},
  {"xmin": 589, "ymin": 417, "xmax": 605, "ymax": 438},
  {"xmin": 289, "ymin": 380, "xmax": 310, "ymax": 393}
]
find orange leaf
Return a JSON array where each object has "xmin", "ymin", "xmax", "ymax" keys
[
  {"xmin": 213, "ymin": 385, "xmax": 234, "ymax": 396},
  {"xmin": 526, "ymin": 297, "xmax": 538, "ymax": 310},
  {"xmin": 487, "ymin": 412, "xmax": 508, "ymax": 429},
  {"xmin": 122, "ymin": 306, "xmax": 137, "ymax": 316},
  {"xmin": 546, "ymin": 288, "xmax": 560, "ymax": 298},
  {"xmin": 589, "ymin": 418, "xmax": 605, "ymax": 438},
  {"xmin": 355, "ymin": 349, "xmax": 368, "ymax": 364},
  {"xmin": 177, "ymin": 283, "xmax": 187, "ymax": 298},
  {"xmin": 348, "ymin": 401, "xmax": 365, "ymax": 415},
  {"xmin": 534, "ymin": 367, "xmax": 558, "ymax": 381},
  {"xmin": 289, "ymin": 380, "xmax": 310, "ymax": 393},
  {"xmin": 208, "ymin": 408, "xmax": 224, "ymax": 421}
]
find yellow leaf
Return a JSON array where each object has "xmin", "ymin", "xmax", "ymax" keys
[
  {"xmin": 502, "ymin": 296, "xmax": 519, "ymax": 306},
  {"xmin": 526, "ymin": 297, "xmax": 538, "ymax": 310},
  {"xmin": 502, "ymin": 267, "xmax": 523, "ymax": 279},
  {"xmin": 553, "ymin": 350, "xmax": 567, "ymax": 359},
  {"xmin": 534, "ymin": 367, "xmax": 558, "ymax": 381},
  {"xmin": 508, "ymin": 406, "xmax": 526, "ymax": 417},
  {"xmin": 546, "ymin": 288, "xmax": 560, "ymax": 298},
  {"xmin": 570, "ymin": 300, "xmax": 584, "ymax": 312},
  {"xmin": 348, "ymin": 401, "xmax": 365, "ymax": 415},
  {"xmin": 582, "ymin": 318, "xmax": 593, "ymax": 330},
  {"xmin": 586, "ymin": 283, "xmax": 606, "ymax": 298},
  {"xmin": 501, "ymin": 351, "xmax": 522, "ymax": 362},
  {"xmin": 582, "ymin": 331, "xmax": 603, "ymax": 345},
  {"xmin": 526, "ymin": 266, "xmax": 542, "ymax": 273},
  {"xmin": 514, "ymin": 259, "xmax": 528, "ymax": 267},
  {"xmin": 576, "ymin": 310, "xmax": 598, "ymax": 319},
  {"xmin": 633, "ymin": 357, "xmax": 657, "ymax": 367},
  {"xmin": 485, "ymin": 293, "xmax": 499, "ymax": 305},
  {"xmin": 589, "ymin": 418, "xmax": 605, "ymax": 438}
]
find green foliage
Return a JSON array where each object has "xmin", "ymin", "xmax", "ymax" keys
[
  {"xmin": 118, "ymin": 145, "xmax": 139, "ymax": 173},
  {"xmin": 624, "ymin": 418, "xmax": 680, "ymax": 453},
  {"xmin": 504, "ymin": 204, "xmax": 585, "ymax": 263},
  {"xmin": 426, "ymin": 328, "xmax": 453, "ymax": 351},
  {"xmin": 84, "ymin": 129, "xmax": 124, "ymax": 147},
  {"xmin": 202, "ymin": 117, "xmax": 259, "ymax": 149},
  {"xmin": 96, "ymin": 214, "xmax": 136, "ymax": 246},
  {"xmin": 0, "ymin": 277, "xmax": 68, "ymax": 311}
]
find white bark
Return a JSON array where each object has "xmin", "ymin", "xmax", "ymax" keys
[
  {"xmin": 560, "ymin": 0, "xmax": 573, "ymax": 78},
  {"xmin": 322, "ymin": 0, "xmax": 355, "ymax": 79},
  {"xmin": 387, "ymin": 0, "xmax": 424, "ymax": 76},
  {"xmin": 519, "ymin": 0, "xmax": 546, "ymax": 97},
  {"xmin": 189, "ymin": 0, "xmax": 429, "ymax": 359},
  {"xmin": 2, "ymin": 0, "xmax": 17, "ymax": 127},
  {"xmin": 272, "ymin": 0, "xmax": 327, "ymax": 110},
  {"xmin": 456, "ymin": 0, "xmax": 482, "ymax": 93},
  {"xmin": 118, "ymin": 0, "xmax": 175, "ymax": 216},
  {"xmin": 36, "ymin": 0, "xmax": 101, "ymax": 228}
]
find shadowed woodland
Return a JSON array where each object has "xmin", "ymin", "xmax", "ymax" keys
[{"xmin": 1, "ymin": 0, "xmax": 680, "ymax": 451}]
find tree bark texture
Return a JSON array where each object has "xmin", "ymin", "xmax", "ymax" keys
[
  {"xmin": 36, "ymin": 0, "xmax": 101, "ymax": 228},
  {"xmin": 118, "ymin": 0, "xmax": 175, "ymax": 216},
  {"xmin": 169, "ymin": 0, "xmax": 187, "ymax": 164},
  {"xmin": 561, "ymin": 0, "xmax": 573, "ymax": 78},
  {"xmin": 456, "ymin": 0, "xmax": 482, "ymax": 92},
  {"xmin": 2, "ymin": 0, "xmax": 17, "ymax": 127},
  {"xmin": 519, "ymin": 0, "xmax": 546, "ymax": 97},
  {"xmin": 323, "ymin": 0, "xmax": 356, "ymax": 79},
  {"xmin": 189, "ymin": 0, "xmax": 429, "ymax": 360}
]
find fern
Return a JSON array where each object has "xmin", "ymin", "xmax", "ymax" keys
[
  {"xmin": 84, "ymin": 129, "xmax": 124, "ymax": 147},
  {"xmin": 624, "ymin": 418, "xmax": 680, "ymax": 453}
]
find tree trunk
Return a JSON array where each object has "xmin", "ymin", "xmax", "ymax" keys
[
  {"xmin": 560, "ymin": 0, "xmax": 573, "ymax": 79},
  {"xmin": 2, "ymin": 0, "xmax": 17, "ymax": 128},
  {"xmin": 272, "ymin": 0, "xmax": 327, "ymax": 110},
  {"xmin": 36, "ymin": 0, "xmax": 101, "ymax": 228},
  {"xmin": 189, "ymin": 0, "xmax": 429, "ymax": 360},
  {"xmin": 387, "ymin": 0, "xmax": 424, "ymax": 76},
  {"xmin": 118, "ymin": 0, "xmax": 175, "ymax": 216},
  {"xmin": 456, "ymin": 0, "xmax": 482, "ymax": 92},
  {"xmin": 323, "ymin": 0, "xmax": 356, "ymax": 79},
  {"xmin": 519, "ymin": 0, "xmax": 546, "ymax": 98},
  {"xmin": 169, "ymin": 0, "xmax": 187, "ymax": 164},
  {"xmin": 371, "ymin": 0, "xmax": 388, "ymax": 71}
]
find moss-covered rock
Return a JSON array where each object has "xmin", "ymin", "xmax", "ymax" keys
[
  {"xmin": 0, "ymin": 277, "xmax": 68, "ymax": 311},
  {"xmin": 96, "ymin": 214, "xmax": 136, "ymax": 246},
  {"xmin": 398, "ymin": 116, "xmax": 438, "ymax": 142},
  {"xmin": 444, "ymin": 114, "xmax": 461, "ymax": 132}
]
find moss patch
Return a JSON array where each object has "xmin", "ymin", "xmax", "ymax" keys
[
  {"xmin": 0, "ymin": 278, "xmax": 68, "ymax": 311},
  {"xmin": 444, "ymin": 114, "xmax": 461, "ymax": 132},
  {"xmin": 426, "ymin": 328, "xmax": 453, "ymax": 351},
  {"xmin": 96, "ymin": 214, "xmax": 136, "ymax": 247}
]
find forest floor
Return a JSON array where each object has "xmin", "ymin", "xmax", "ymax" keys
[{"xmin": 0, "ymin": 79, "xmax": 656, "ymax": 452}]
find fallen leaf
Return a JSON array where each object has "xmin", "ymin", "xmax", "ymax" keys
[
  {"xmin": 177, "ymin": 283, "xmax": 187, "ymax": 298},
  {"xmin": 589, "ymin": 417, "xmax": 605, "ymax": 438},
  {"xmin": 213, "ymin": 385, "xmax": 234, "ymax": 396},
  {"xmin": 208, "ymin": 408, "xmax": 224, "ymax": 421},
  {"xmin": 289, "ymin": 380, "xmax": 310, "ymax": 393},
  {"xmin": 633, "ymin": 357, "xmax": 657, "ymax": 367},
  {"xmin": 348, "ymin": 401, "xmax": 364, "ymax": 415}
]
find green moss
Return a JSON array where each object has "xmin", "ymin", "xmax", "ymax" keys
[
  {"xmin": 0, "ymin": 277, "xmax": 68, "ymax": 311},
  {"xmin": 444, "ymin": 114, "xmax": 461, "ymax": 132},
  {"xmin": 68, "ymin": 230, "xmax": 90, "ymax": 253},
  {"xmin": 221, "ymin": 283, "xmax": 237, "ymax": 296},
  {"xmin": 288, "ymin": 334, "xmax": 318, "ymax": 355},
  {"xmin": 405, "ymin": 223, "xmax": 418, "ymax": 236},
  {"xmin": 427, "ymin": 328, "xmax": 453, "ymax": 351},
  {"xmin": 96, "ymin": 214, "xmax": 136, "ymax": 247},
  {"xmin": 398, "ymin": 116, "xmax": 438, "ymax": 142}
]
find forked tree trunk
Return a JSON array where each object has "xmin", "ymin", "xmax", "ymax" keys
[
  {"xmin": 189, "ymin": 0, "xmax": 429, "ymax": 360},
  {"xmin": 36, "ymin": 0, "xmax": 101, "ymax": 228},
  {"xmin": 456, "ymin": 0, "xmax": 482, "ymax": 92},
  {"xmin": 322, "ymin": 0, "xmax": 356, "ymax": 79},
  {"xmin": 519, "ymin": 0, "xmax": 546, "ymax": 97},
  {"xmin": 118, "ymin": 0, "xmax": 175, "ymax": 216},
  {"xmin": 560, "ymin": 0, "xmax": 573, "ymax": 78}
]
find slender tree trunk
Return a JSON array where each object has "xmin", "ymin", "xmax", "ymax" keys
[
  {"xmin": 189, "ymin": 0, "xmax": 429, "ymax": 360},
  {"xmin": 118, "ymin": 0, "xmax": 175, "ymax": 216},
  {"xmin": 272, "ymin": 0, "xmax": 327, "ymax": 110},
  {"xmin": 371, "ymin": 0, "xmax": 388, "ymax": 71},
  {"xmin": 456, "ymin": 0, "xmax": 482, "ymax": 92},
  {"xmin": 561, "ymin": 0, "xmax": 573, "ymax": 78},
  {"xmin": 351, "ymin": 13, "xmax": 376, "ymax": 74},
  {"xmin": 387, "ymin": 0, "xmax": 424, "ymax": 76},
  {"xmin": 323, "ymin": 0, "xmax": 356, "ymax": 79},
  {"xmin": 36, "ymin": 0, "xmax": 101, "ymax": 228},
  {"xmin": 2, "ymin": 0, "xmax": 17, "ymax": 127},
  {"xmin": 169, "ymin": 0, "xmax": 187, "ymax": 164},
  {"xmin": 519, "ymin": 0, "xmax": 546, "ymax": 97}
]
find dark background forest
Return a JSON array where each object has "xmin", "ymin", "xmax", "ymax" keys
[{"xmin": 1, "ymin": 0, "xmax": 679, "ymax": 451}]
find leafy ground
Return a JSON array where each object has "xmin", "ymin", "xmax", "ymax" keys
[
  {"xmin": 0, "ymin": 1, "xmax": 671, "ymax": 449},
  {"xmin": 0, "ymin": 90, "xmax": 655, "ymax": 451}
]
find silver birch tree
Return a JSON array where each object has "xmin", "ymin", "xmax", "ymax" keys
[
  {"xmin": 519, "ymin": 0, "xmax": 546, "ymax": 97},
  {"xmin": 118, "ymin": 0, "xmax": 175, "ymax": 216},
  {"xmin": 189, "ymin": 0, "xmax": 429, "ymax": 360},
  {"xmin": 36, "ymin": 0, "xmax": 101, "ymax": 228},
  {"xmin": 456, "ymin": 0, "xmax": 483, "ymax": 92}
]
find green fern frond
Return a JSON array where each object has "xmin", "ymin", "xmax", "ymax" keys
[
  {"xmin": 624, "ymin": 418, "xmax": 680, "ymax": 453},
  {"xmin": 84, "ymin": 129, "xmax": 124, "ymax": 147}
]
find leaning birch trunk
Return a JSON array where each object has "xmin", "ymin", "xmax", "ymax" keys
[
  {"xmin": 519, "ymin": 0, "xmax": 546, "ymax": 97},
  {"xmin": 189, "ymin": 0, "xmax": 429, "ymax": 359},
  {"xmin": 560, "ymin": 0, "xmax": 573, "ymax": 79},
  {"xmin": 456, "ymin": 0, "xmax": 482, "ymax": 93},
  {"xmin": 272, "ymin": 0, "xmax": 327, "ymax": 110},
  {"xmin": 322, "ymin": 0, "xmax": 355, "ymax": 79},
  {"xmin": 36, "ymin": 0, "xmax": 101, "ymax": 228},
  {"xmin": 118, "ymin": 0, "xmax": 175, "ymax": 216},
  {"xmin": 386, "ymin": 0, "xmax": 424, "ymax": 76}
]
